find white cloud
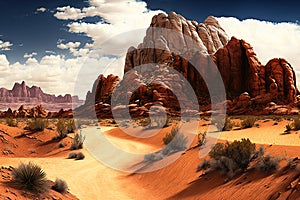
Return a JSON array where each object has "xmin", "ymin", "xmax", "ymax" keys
[
  {"xmin": 57, "ymin": 41, "xmax": 81, "ymax": 50},
  {"xmin": 54, "ymin": 6, "xmax": 85, "ymax": 20},
  {"xmin": 217, "ymin": 17, "xmax": 300, "ymax": 86},
  {"xmin": 0, "ymin": 40, "xmax": 13, "ymax": 51},
  {"xmin": 45, "ymin": 50, "xmax": 56, "ymax": 54},
  {"xmin": 36, "ymin": 7, "xmax": 47, "ymax": 13},
  {"xmin": 0, "ymin": 53, "xmax": 118, "ymax": 98},
  {"xmin": 55, "ymin": 0, "xmax": 163, "ymax": 55},
  {"xmin": 24, "ymin": 52, "xmax": 37, "ymax": 58}
]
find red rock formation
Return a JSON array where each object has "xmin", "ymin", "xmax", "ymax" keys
[
  {"xmin": 0, "ymin": 105, "xmax": 73, "ymax": 118},
  {"xmin": 125, "ymin": 13, "xmax": 229, "ymax": 73},
  {"xmin": 77, "ymin": 12, "xmax": 300, "ymax": 117},
  {"xmin": 0, "ymin": 81, "xmax": 84, "ymax": 111}
]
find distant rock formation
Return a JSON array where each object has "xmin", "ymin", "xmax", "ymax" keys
[
  {"xmin": 76, "ymin": 12, "xmax": 300, "ymax": 118},
  {"xmin": 0, "ymin": 81, "xmax": 84, "ymax": 111},
  {"xmin": 0, "ymin": 104, "xmax": 73, "ymax": 118}
]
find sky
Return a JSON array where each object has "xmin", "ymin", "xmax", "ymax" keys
[{"xmin": 0, "ymin": 0, "xmax": 300, "ymax": 99}]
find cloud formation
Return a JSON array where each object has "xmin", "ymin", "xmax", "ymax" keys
[
  {"xmin": 36, "ymin": 7, "xmax": 47, "ymax": 13},
  {"xmin": 3, "ymin": 1, "xmax": 300, "ymax": 99},
  {"xmin": 0, "ymin": 40, "xmax": 13, "ymax": 51}
]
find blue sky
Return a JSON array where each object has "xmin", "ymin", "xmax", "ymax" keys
[{"xmin": 0, "ymin": 0, "xmax": 299, "ymax": 98}]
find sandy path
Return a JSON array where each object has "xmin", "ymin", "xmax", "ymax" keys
[{"xmin": 2, "ymin": 126, "xmax": 158, "ymax": 200}]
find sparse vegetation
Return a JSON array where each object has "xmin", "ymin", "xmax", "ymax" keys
[
  {"xmin": 285, "ymin": 123, "xmax": 292, "ymax": 133},
  {"xmin": 144, "ymin": 152, "xmax": 163, "ymax": 162},
  {"xmin": 292, "ymin": 118, "xmax": 300, "ymax": 131},
  {"xmin": 6, "ymin": 118, "xmax": 18, "ymax": 127},
  {"xmin": 70, "ymin": 131, "xmax": 85, "ymax": 150},
  {"xmin": 10, "ymin": 162, "xmax": 48, "ymax": 193},
  {"xmin": 68, "ymin": 152, "xmax": 77, "ymax": 159},
  {"xmin": 163, "ymin": 125, "xmax": 179, "ymax": 145},
  {"xmin": 52, "ymin": 178, "xmax": 68, "ymax": 194},
  {"xmin": 214, "ymin": 116, "xmax": 234, "ymax": 131},
  {"xmin": 210, "ymin": 156, "xmax": 238, "ymax": 177},
  {"xmin": 68, "ymin": 152, "xmax": 85, "ymax": 160},
  {"xmin": 75, "ymin": 152, "xmax": 85, "ymax": 160},
  {"xmin": 241, "ymin": 117, "xmax": 256, "ymax": 129},
  {"xmin": 256, "ymin": 154, "xmax": 280, "ymax": 173},
  {"xmin": 209, "ymin": 138, "xmax": 256, "ymax": 171},
  {"xmin": 197, "ymin": 131, "xmax": 206, "ymax": 146},
  {"xmin": 196, "ymin": 159, "xmax": 210, "ymax": 172},
  {"xmin": 28, "ymin": 118, "xmax": 49, "ymax": 131},
  {"xmin": 162, "ymin": 131, "xmax": 188, "ymax": 155}
]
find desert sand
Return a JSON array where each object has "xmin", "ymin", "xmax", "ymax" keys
[{"xmin": 1, "ymin": 118, "xmax": 300, "ymax": 200}]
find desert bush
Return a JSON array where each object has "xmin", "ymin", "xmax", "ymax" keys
[
  {"xmin": 256, "ymin": 154, "xmax": 280, "ymax": 173},
  {"xmin": 11, "ymin": 162, "xmax": 48, "ymax": 193},
  {"xmin": 138, "ymin": 118, "xmax": 151, "ymax": 127},
  {"xmin": 75, "ymin": 152, "xmax": 85, "ymax": 160},
  {"xmin": 210, "ymin": 156, "xmax": 238, "ymax": 177},
  {"xmin": 241, "ymin": 117, "xmax": 256, "ymax": 129},
  {"xmin": 56, "ymin": 119, "xmax": 68, "ymax": 139},
  {"xmin": 52, "ymin": 178, "xmax": 68, "ymax": 194},
  {"xmin": 65, "ymin": 119, "xmax": 76, "ymax": 133},
  {"xmin": 209, "ymin": 138, "xmax": 256, "ymax": 171},
  {"xmin": 292, "ymin": 118, "xmax": 300, "ymax": 131},
  {"xmin": 144, "ymin": 152, "xmax": 163, "ymax": 162},
  {"xmin": 285, "ymin": 123, "xmax": 292, "ymax": 133},
  {"xmin": 58, "ymin": 142, "xmax": 66, "ymax": 148},
  {"xmin": 163, "ymin": 126, "xmax": 179, "ymax": 145},
  {"xmin": 68, "ymin": 152, "xmax": 77, "ymax": 159},
  {"xmin": 196, "ymin": 159, "xmax": 210, "ymax": 172},
  {"xmin": 197, "ymin": 131, "xmax": 206, "ymax": 146},
  {"xmin": 213, "ymin": 116, "xmax": 234, "ymax": 131},
  {"xmin": 70, "ymin": 132, "xmax": 85, "ymax": 150},
  {"xmin": 6, "ymin": 118, "xmax": 18, "ymax": 127},
  {"xmin": 28, "ymin": 118, "xmax": 49, "ymax": 131},
  {"xmin": 162, "ymin": 131, "xmax": 188, "ymax": 155}
]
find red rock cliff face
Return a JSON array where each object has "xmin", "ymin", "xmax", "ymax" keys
[
  {"xmin": 77, "ymin": 12, "xmax": 299, "ymax": 117},
  {"xmin": 213, "ymin": 38, "xmax": 298, "ymax": 104},
  {"xmin": 0, "ymin": 81, "xmax": 84, "ymax": 106}
]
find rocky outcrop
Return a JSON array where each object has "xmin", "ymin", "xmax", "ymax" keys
[
  {"xmin": 77, "ymin": 12, "xmax": 300, "ymax": 118},
  {"xmin": 0, "ymin": 81, "xmax": 84, "ymax": 111},
  {"xmin": 125, "ymin": 13, "xmax": 229, "ymax": 73},
  {"xmin": 0, "ymin": 105, "xmax": 73, "ymax": 118}
]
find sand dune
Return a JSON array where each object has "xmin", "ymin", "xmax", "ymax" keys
[{"xmin": 1, "ymin": 119, "xmax": 300, "ymax": 199}]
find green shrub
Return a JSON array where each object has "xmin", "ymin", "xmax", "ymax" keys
[
  {"xmin": 241, "ymin": 117, "xmax": 256, "ymax": 129},
  {"xmin": 11, "ymin": 162, "xmax": 48, "ymax": 193},
  {"xmin": 256, "ymin": 154, "xmax": 280, "ymax": 173},
  {"xmin": 52, "ymin": 178, "xmax": 68, "ymax": 194},
  {"xmin": 70, "ymin": 132, "xmax": 85, "ymax": 150},
  {"xmin": 6, "ymin": 118, "xmax": 18, "ymax": 127},
  {"xmin": 28, "ymin": 118, "xmax": 49, "ymax": 131},
  {"xmin": 209, "ymin": 138, "xmax": 256, "ymax": 171},
  {"xmin": 163, "ymin": 126, "xmax": 179, "ymax": 145}
]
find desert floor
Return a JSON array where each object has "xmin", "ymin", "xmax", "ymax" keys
[{"xmin": 1, "ymin": 118, "xmax": 300, "ymax": 199}]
